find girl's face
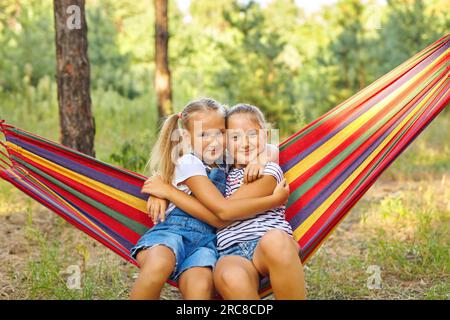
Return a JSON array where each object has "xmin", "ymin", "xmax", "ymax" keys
[
  {"xmin": 185, "ymin": 110, "xmax": 226, "ymax": 165},
  {"xmin": 226, "ymin": 113, "xmax": 266, "ymax": 167}
]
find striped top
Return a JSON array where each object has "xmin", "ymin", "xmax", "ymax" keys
[{"xmin": 216, "ymin": 162, "xmax": 293, "ymax": 250}]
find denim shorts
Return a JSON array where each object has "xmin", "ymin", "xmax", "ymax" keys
[
  {"xmin": 217, "ymin": 239, "xmax": 272, "ymax": 289},
  {"xmin": 217, "ymin": 239, "xmax": 260, "ymax": 262},
  {"xmin": 130, "ymin": 166, "xmax": 227, "ymax": 282},
  {"xmin": 130, "ymin": 213, "xmax": 219, "ymax": 281}
]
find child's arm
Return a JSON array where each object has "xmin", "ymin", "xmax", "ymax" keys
[
  {"xmin": 228, "ymin": 175, "xmax": 278, "ymax": 200},
  {"xmin": 144, "ymin": 176, "xmax": 282, "ymax": 224},
  {"xmin": 141, "ymin": 174, "xmax": 289, "ymax": 222},
  {"xmin": 160, "ymin": 188, "xmax": 232, "ymax": 228},
  {"xmin": 243, "ymin": 144, "xmax": 279, "ymax": 183},
  {"xmin": 143, "ymin": 178, "xmax": 231, "ymax": 228}
]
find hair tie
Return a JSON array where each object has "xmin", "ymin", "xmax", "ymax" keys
[{"xmin": 177, "ymin": 112, "xmax": 182, "ymax": 119}]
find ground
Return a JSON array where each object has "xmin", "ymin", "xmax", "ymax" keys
[{"xmin": 0, "ymin": 174, "xmax": 448, "ymax": 299}]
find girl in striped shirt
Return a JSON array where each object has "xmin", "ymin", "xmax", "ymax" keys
[{"xmin": 213, "ymin": 104, "xmax": 306, "ymax": 300}]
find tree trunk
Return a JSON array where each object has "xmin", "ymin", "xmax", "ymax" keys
[
  {"xmin": 53, "ymin": 0, "xmax": 96, "ymax": 157},
  {"xmin": 154, "ymin": 0, "xmax": 173, "ymax": 118}
]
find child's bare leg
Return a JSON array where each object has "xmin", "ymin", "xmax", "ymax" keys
[
  {"xmin": 213, "ymin": 256, "xmax": 260, "ymax": 300},
  {"xmin": 178, "ymin": 267, "xmax": 214, "ymax": 300},
  {"xmin": 252, "ymin": 229, "xmax": 306, "ymax": 300},
  {"xmin": 130, "ymin": 245, "xmax": 176, "ymax": 300}
]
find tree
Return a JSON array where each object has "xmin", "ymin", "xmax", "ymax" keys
[
  {"xmin": 330, "ymin": 0, "xmax": 370, "ymax": 91},
  {"xmin": 53, "ymin": 0, "xmax": 96, "ymax": 156},
  {"xmin": 377, "ymin": 0, "xmax": 442, "ymax": 75},
  {"xmin": 154, "ymin": 0, "xmax": 173, "ymax": 118},
  {"xmin": 215, "ymin": 1, "xmax": 299, "ymax": 136}
]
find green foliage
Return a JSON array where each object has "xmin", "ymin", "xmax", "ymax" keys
[
  {"xmin": 214, "ymin": 1, "xmax": 299, "ymax": 135},
  {"xmin": 0, "ymin": 1, "xmax": 55, "ymax": 92},
  {"xmin": 109, "ymin": 139, "xmax": 150, "ymax": 173},
  {"xmin": 87, "ymin": 5, "xmax": 136, "ymax": 98},
  {"xmin": 377, "ymin": 0, "xmax": 448, "ymax": 75},
  {"xmin": 0, "ymin": 0, "xmax": 448, "ymax": 156}
]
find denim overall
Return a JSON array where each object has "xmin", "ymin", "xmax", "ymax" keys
[{"xmin": 130, "ymin": 165, "xmax": 227, "ymax": 282}]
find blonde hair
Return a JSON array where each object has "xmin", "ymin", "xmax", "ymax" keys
[
  {"xmin": 226, "ymin": 103, "xmax": 267, "ymax": 129},
  {"xmin": 145, "ymin": 98, "xmax": 226, "ymax": 182}
]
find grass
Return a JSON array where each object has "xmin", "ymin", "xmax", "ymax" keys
[
  {"xmin": 23, "ymin": 236, "xmax": 133, "ymax": 300},
  {"xmin": 0, "ymin": 86, "xmax": 449, "ymax": 299},
  {"xmin": 0, "ymin": 203, "xmax": 182, "ymax": 300},
  {"xmin": 383, "ymin": 115, "xmax": 450, "ymax": 181},
  {"xmin": 2, "ymin": 206, "xmax": 137, "ymax": 300},
  {"xmin": 305, "ymin": 176, "xmax": 449, "ymax": 299}
]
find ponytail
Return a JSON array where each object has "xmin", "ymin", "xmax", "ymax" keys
[
  {"xmin": 144, "ymin": 114, "xmax": 182, "ymax": 183},
  {"xmin": 144, "ymin": 97, "xmax": 226, "ymax": 182}
]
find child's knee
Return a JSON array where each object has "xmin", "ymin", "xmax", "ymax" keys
[
  {"xmin": 259, "ymin": 230, "xmax": 295, "ymax": 259},
  {"xmin": 179, "ymin": 268, "xmax": 214, "ymax": 298},
  {"xmin": 139, "ymin": 246, "xmax": 176, "ymax": 277},
  {"xmin": 215, "ymin": 265, "xmax": 251, "ymax": 291},
  {"xmin": 189, "ymin": 276, "xmax": 213, "ymax": 295}
]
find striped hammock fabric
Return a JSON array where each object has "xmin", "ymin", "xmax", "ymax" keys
[{"xmin": 0, "ymin": 34, "xmax": 449, "ymax": 297}]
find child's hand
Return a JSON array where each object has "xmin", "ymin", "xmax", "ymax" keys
[
  {"xmin": 273, "ymin": 178, "xmax": 290, "ymax": 205},
  {"xmin": 141, "ymin": 175, "xmax": 171, "ymax": 199},
  {"xmin": 244, "ymin": 163, "xmax": 264, "ymax": 184},
  {"xmin": 147, "ymin": 196, "xmax": 167, "ymax": 224}
]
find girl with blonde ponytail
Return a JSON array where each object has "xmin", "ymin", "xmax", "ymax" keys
[
  {"xmin": 130, "ymin": 98, "xmax": 231, "ymax": 300},
  {"xmin": 145, "ymin": 113, "xmax": 181, "ymax": 184},
  {"xmin": 131, "ymin": 98, "xmax": 289, "ymax": 300}
]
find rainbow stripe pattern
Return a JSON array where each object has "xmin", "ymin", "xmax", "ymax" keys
[{"xmin": 1, "ymin": 34, "xmax": 449, "ymax": 297}]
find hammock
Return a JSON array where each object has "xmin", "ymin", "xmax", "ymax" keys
[{"xmin": 0, "ymin": 34, "xmax": 449, "ymax": 298}]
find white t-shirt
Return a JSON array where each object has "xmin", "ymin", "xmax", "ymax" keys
[{"xmin": 165, "ymin": 153, "xmax": 207, "ymax": 215}]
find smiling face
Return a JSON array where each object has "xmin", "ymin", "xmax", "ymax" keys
[
  {"xmin": 226, "ymin": 113, "xmax": 267, "ymax": 168},
  {"xmin": 185, "ymin": 110, "xmax": 226, "ymax": 164}
]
